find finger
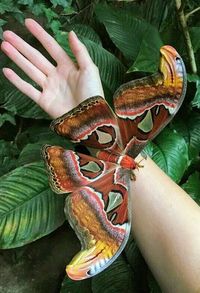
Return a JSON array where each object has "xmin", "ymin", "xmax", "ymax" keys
[
  {"xmin": 1, "ymin": 41, "xmax": 46, "ymax": 87},
  {"xmin": 3, "ymin": 30, "xmax": 54, "ymax": 75},
  {"xmin": 25, "ymin": 18, "xmax": 75, "ymax": 67},
  {"xmin": 68, "ymin": 31, "xmax": 94, "ymax": 69},
  {"xmin": 3, "ymin": 68, "xmax": 41, "ymax": 103}
]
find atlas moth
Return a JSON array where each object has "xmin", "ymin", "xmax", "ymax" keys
[{"xmin": 42, "ymin": 45, "xmax": 187, "ymax": 280}]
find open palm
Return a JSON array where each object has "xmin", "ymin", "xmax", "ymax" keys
[{"xmin": 1, "ymin": 19, "xmax": 104, "ymax": 118}]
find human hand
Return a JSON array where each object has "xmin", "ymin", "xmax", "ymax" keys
[{"xmin": 1, "ymin": 19, "xmax": 104, "ymax": 119}]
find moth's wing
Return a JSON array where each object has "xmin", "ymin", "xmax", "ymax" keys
[
  {"xmin": 42, "ymin": 146, "xmax": 130, "ymax": 279},
  {"xmin": 51, "ymin": 96, "xmax": 122, "ymax": 153},
  {"xmin": 65, "ymin": 168, "xmax": 130, "ymax": 280},
  {"xmin": 42, "ymin": 145, "xmax": 115, "ymax": 194},
  {"xmin": 114, "ymin": 46, "xmax": 187, "ymax": 158}
]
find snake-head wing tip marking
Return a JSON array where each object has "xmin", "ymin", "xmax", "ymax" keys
[
  {"xmin": 160, "ymin": 45, "xmax": 187, "ymax": 88},
  {"xmin": 65, "ymin": 184, "xmax": 130, "ymax": 280},
  {"xmin": 66, "ymin": 223, "xmax": 130, "ymax": 280}
]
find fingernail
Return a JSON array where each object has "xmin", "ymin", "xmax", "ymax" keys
[
  {"xmin": 70, "ymin": 30, "xmax": 78, "ymax": 39},
  {"xmin": 1, "ymin": 41, "xmax": 10, "ymax": 52},
  {"xmin": 2, "ymin": 68, "xmax": 10, "ymax": 77}
]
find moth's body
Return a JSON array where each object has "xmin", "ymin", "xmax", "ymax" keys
[
  {"xmin": 97, "ymin": 150, "xmax": 137, "ymax": 170},
  {"xmin": 42, "ymin": 45, "xmax": 187, "ymax": 280}
]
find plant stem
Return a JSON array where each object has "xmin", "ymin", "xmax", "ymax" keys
[
  {"xmin": 175, "ymin": 0, "xmax": 197, "ymax": 74},
  {"xmin": 186, "ymin": 6, "xmax": 200, "ymax": 20}
]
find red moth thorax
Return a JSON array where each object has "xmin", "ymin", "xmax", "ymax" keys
[{"xmin": 97, "ymin": 150, "xmax": 137, "ymax": 170}]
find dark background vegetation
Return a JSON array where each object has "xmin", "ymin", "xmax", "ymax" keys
[{"xmin": 0, "ymin": 0, "xmax": 199, "ymax": 292}]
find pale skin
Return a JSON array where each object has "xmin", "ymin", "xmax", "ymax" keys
[{"xmin": 1, "ymin": 19, "xmax": 200, "ymax": 293}]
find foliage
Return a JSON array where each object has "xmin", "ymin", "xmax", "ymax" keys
[{"xmin": 0, "ymin": 0, "xmax": 199, "ymax": 292}]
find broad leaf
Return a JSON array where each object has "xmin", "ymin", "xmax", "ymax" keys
[
  {"xmin": 0, "ymin": 19, "xmax": 6, "ymax": 39},
  {"xmin": 187, "ymin": 74, "xmax": 200, "ymax": 82},
  {"xmin": 191, "ymin": 80, "xmax": 200, "ymax": 108},
  {"xmin": 148, "ymin": 271, "xmax": 162, "ymax": 293},
  {"xmin": 18, "ymin": 136, "xmax": 72, "ymax": 166},
  {"xmin": 144, "ymin": 128, "xmax": 189, "ymax": 182},
  {"xmin": 187, "ymin": 113, "xmax": 200, "ymax": 152},
  {"xmin": 31, "ymin": 3, "xmax": 46, "ymax": 16},
  {"xmin": 92, "ymin": 256, "xmax": 135, "ymax": 293},
  {"xmin": 0, "ymin": 0, "xmax": 21, "ymax": 14},
  {"xmin": 0, "ymin": 140, "xmax": 19, "ymax": 176},
  {"xmin": 60, "ymin": 276, "xmax": 91, "ymax": 293},
  {"xmin": 83, "ymin": 39, "xmax": 125, "ymax": 94},
  {"xmin": 124, "ymin": 237, "xmax": 148, "ymax": 292},
  {"xmin": 187, "ymin": 74, "xmax": 200, "ymax": 108},
  {"xmin": 190, "ymin": 27, "xmax": 200, "ymax": 53},
  {"xmin": 171, "ymin": 118, "xmax": 190, "ymax": 145},
  {"xmin": 0, "ymin": 112, "xmax": 15, "ymax": 127},
  {"xmin": 0, "ymin": 162, "xmax": 65, "ymax": 248},
  {"xmin": 72, "ymin": 23, "xmax": 102, "ymax": 45},
  {"xmin": 139, "ymin": 0, "xmax": 170, "ymax": 31},
  {"xmin": 50, "ymin": 0, "xmax": 71, "ymax": 8},
  {"xmin": 0, "ymin": 72, "xmax": 49, "ymax": 119},
  {"xmin": 124, "ymin": 237, "xmax": 139, "ymax": 270},
  {"xmin": 95, "ymin": 4, "xmax": 162, "ymax": 72},
  {"xmin": 172, "ymin": 113, "xmax": 200, "ymax": 159},
  {"xmin": 128, "ymin": 31, "xmax": 162, "ymax": 73},
  {"xmin": 17, "ymin": 125, "xmax": 57, "ymax": 147},
  {"xmin": 55, "ymin": 31, "xmax": 125, "ymax": 96},
  {"xmin": 17, "ymin": 0, "xmax": 33, "ymax": 5},
  {"xmin": 182, "ymin": 172, "xmax": 200, "ymax": 204}
]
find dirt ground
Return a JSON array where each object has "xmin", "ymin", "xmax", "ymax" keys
[{"xmin": 0, "ymin": 223, "xmax": 79, "ymax": 293}]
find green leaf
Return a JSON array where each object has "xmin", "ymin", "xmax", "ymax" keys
[
  {"xmin": 62, "ymin": 6, "xmax": 76, "ymax": 15},
  {"xmin": 187, "ymin": 74, "xmax": 200, "ymax": 108},
  {"xmin": 148, "ymin": 270, "xmax": 162, "ymax": 293},
  {"xmin": 49, "ymin": 19, "xmax": 62, "ymax": 34},
  {"xmin": 190, "ymin": 27, "xmax": 200, "ymax": 53},
  {"xmin": 0, "ymin": 162, "xmax": 65, "ymax": 249},
  {"xmin": 0, "ymin": 19, "xmax": 7, "ymax": 26},
  {"xmin": 191, "ymin": 80, "xmax": 200, "ymax": 108},
  {"xmin": 54, "ymin": 32, "xmax": 125, "ymax": 95},
  {"xmin": 83, "ymin": 39, "xmax": 125, "ymax": 94},
  {"xmin": 187, "ymin": 74, "xmax": 200, "ymax": 82},
  {"xmin": 13, "ymin": 11, "xmax": 24, "ymax": 24},
  {"xmin": 144, "ymin": 128, "xmax": 189, "ymax": 182},
  {"xmin": 124, "ymin": 237, "xmax": 148, "ymax": 291},
  {"xmin": 0, "ymin": 74, "xmax": 49, "ymax": 119},
  {"xmin": 0, "ymin": 140, "xmax": 19, "ymax": 176},
  {"xmin": 124, "ymin": 237, "xmax": 139, "ymax": 270},
  {"xmin": 0, "ymin": 112, "xmax": 16, "ymax": 127},
  {"xmin": 95, "ymin": 4, "xmax": 162, "ymax": 72},
  {"xmin": 50, "ymin": 0, "xmax": 71, "ymax": 8},
  {"xmin": 171, "ymin": 118, "xmax": 190, "ymax": 145},
  {"xmin": 72, "ymin": 24, "xmax": 102, "ymax": 45},
  {"xmin": 17, "ymin": 0, "xmax": 33, "ymax": 5},
  {"xmin": 44, "ymin": 7, "xmax": 58, "ymax": 23},
  {"xmin": 139, "ymin": 0, "xmax": 169, "ymax": 31},
  {"xmin": 60, "ymin": 276, "xmax": 92, "ymax": 293},
  {"xmin": 182, "ymin": 172, "xmax": 200, "ymax": 204},
  {"xmin": 128, "ymin": 30, "xmax": 162, "ymax": 72},
  {"xmin": 0, "ymin": 18, "xmax": 7, "ymax": 39},
  {"xmin": 92, "ymin": 256, "xmax": 135, "ymax": 293},
  {"xmin": 31, "ymin": 3, "xmax": 46, "ymax": 16},
  {"xmin": 173, "ymin": 113, "xmax": 200, "ymax": 159},
  {"xmin": 187, "ymin": 112, "xmax": 200, "ymax": 152},
  {"xmin": 0, "ymin": 0, "xmax": 20, "ymax": 14},
  {"xmin": 18, "ymin": 132, "xmax": 73, "ymax": 166}
]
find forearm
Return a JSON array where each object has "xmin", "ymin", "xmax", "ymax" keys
[{"xmin": 131, "ymin": 155, "xmax": 200, "ymax": 293}]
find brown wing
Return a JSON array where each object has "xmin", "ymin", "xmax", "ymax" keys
[
  {"xmin": 114, "ymin": 45, "xmax": 187, "ymax": 158},
  {"xmin": 51, "ymin": 96, "xmax": 122, "ymax": 154}
]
